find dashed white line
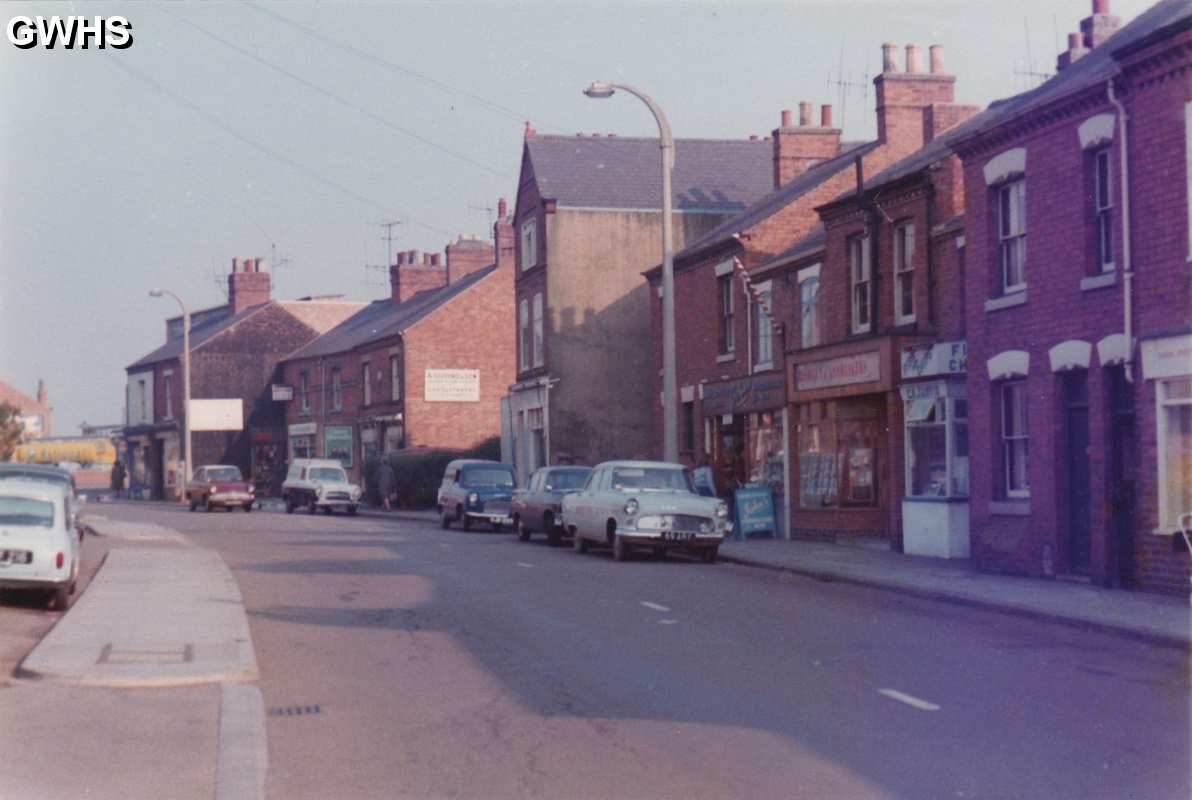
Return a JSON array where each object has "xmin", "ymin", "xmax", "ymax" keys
[
  {"xmin": 517, "ymin": 562, "xmax": 534, "ymax": 568},
  {"xmin": 658, "ymin": 619, "xmax": 678, "ymax": 625},
  {"xmin": 878, "ymin": 688, "xmax": 940, "ymax": 711},
  {"xmin": 640, "ymin": 601, "xmax": 670, "ymax": 613}
]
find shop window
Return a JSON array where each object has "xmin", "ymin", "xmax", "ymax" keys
[
  {"xmin": 528, "ymin": 408, "xmax": 545, "ymax": 473},
  {"xmin": 1092, "ymin": 149, "xmax": 1114, "ymax": 273},
  {"xmin": 718, "ymin": 275, "xmax": 735, "ymax": 354},
  {"xmin": 849, "ymin": 234, "xmax": 872, "ymax": 334},
  {"xmin": 752, "ymin": 281, "xmax": 773, "ymax": 369},
  {"xmin": 390, "ymin": 354, "xmax": 401, "ymax": 402},
  {"xmin": 291, "ymin": 435, "xmax": 314, "ymax": 460},
  {"xmin": 798, "ymin": 398, "xmax": 881, "ymax": 508},
  {"xmin": 1158, "ymin": 377, "xmax": 1192, "ymax": 531},
  {"xmin": 532, "ymin": 292, "xmax": 544, "ymax": 368},
  {"xmin": 299, "ymin": 371, "xmax": 310, "ymax": 413},
  {"xmin": 998, "ymin": 180, "xmax": 1027, "ymax": 293},
  {"xmin": 331, "ymin": 368, "xmax": 342, "ymax": 411},
  {"xmin": 894, "ymin": 222, "xmax": 915, "ymax": 325},
  {"xmin": 1000, "ymin": 380, "xmax": 1029, "ymax": 497},
  {"xmin": 903, "ymin": 386, "xmax": 968, "ymax": 498},
  {"xmin": 798, "ymin": 265, "xmax": 820, "ymax": 349},
  {"xmin": 746, "ymin": 411, "xmax": 784, "ymax": 491}
]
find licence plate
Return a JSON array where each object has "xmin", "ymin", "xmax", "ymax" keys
[
  {"xmin": 0, "ymin": 550, "xmax": 33, "ymax": 565},
  {"xmin": 660, "ymin": 531, "xmax": 694, "ymax": 542}
]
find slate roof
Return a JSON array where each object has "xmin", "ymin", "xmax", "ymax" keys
[
  {"xmin": 525, "ymin": 135, "xmax": 773, "ymax": 212},
  {"xmin": 284, "ymin": 264, "xmax": 498, "ymax": 361}
]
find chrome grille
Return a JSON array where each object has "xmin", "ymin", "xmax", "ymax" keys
[
  {"xmin": 483, "ymin": 499, "xmax": 511, "ymax": 515},
  {"xmin": 325, "ymin": 491, "xmax": 351, "ymax": 502}
]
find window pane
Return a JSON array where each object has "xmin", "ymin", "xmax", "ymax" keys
[
  {"xmin": 1164, "ymin": 403, "xmax": 1192, "ymax": 529},
  {"xmin": 798, "ymin": 418, "xmax": 838, "ymax": 508},
  {"xmin": 953, "ymin": 421, "xmax": 969, "ymax": 495},
  {"xmin": 908, "ymin": 423, "xmax": 947, "ymax": 496},
  {"xmin": 800, "ymin": 277, "xmax": 819, "ymax": 347}
]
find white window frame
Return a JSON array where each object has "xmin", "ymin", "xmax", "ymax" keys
[
  {"xmin": 850, "ymin": 234, "xmax": 872, "ymax": 334},
  {"xmin": 163, "ymin": 372, "xmax": 174, "ymax": 420},
  {"xmin": 718, "ymin": 275, "xmax": 735, "ymax": 354},
  {"xmin": 1186, "ymin": 102, "xmax": 1192, "ymax": 261},
  {"xmin": 532, "ymin": 292, "xmax": 544, "ymax": 368},
  {"xmin": 518, "ymin": 298, "xmax": 530, "ymax": 371},
  {"xmin": 894, "ymin": 222, "xmax": 916, "ymax": 325},
  {"xmin": 300, "ymin": 371, "xmax": 310, "ymax": 413},
  {"xmin": 797, "ymin": 264, "xmax": 820, "ymax": 349},
  {"xmin": 390, "ymin": 353, "xmax": 401, "ymax": 402},
  {"xmin": 362, "ymin": 363, "xmax": 372, "ymax": 407},
  {"xmin": 1156, "ymin": 377, "xmax": 1192, "ymax": 533},
  {"xmin": 903, "ymin": 387, "xmax": 968, "ymax": 499},
  {"xmin": 998, "ymin": 180, "xmax": 1027, "ymax": 294},
  {"xmin": 331, "ymin": 367, "xmax": 342, "ymax": 411},
  {"xmin": 1094, "ymin": 149, "xmax": 1114, "ymax": 273},
  {"xmin": 1001, "ymin": 380, "xmax": 1029, "ymax": 498},
  {"xmin": 752, "ymin": 280, "xmax": 773, "ymax": 370},
  {"xmin": 520, "ymin": 219, "xmax": 537, "ymax": 271}
]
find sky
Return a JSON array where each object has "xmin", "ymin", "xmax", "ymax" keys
[{"xmin": 0, "ymin": 0, "xmax": 1156, "ymax": 434}]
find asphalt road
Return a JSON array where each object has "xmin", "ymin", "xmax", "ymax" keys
[{"xmin": 47, "ymin": 502, "xmax": 1192, "ymax": 799}]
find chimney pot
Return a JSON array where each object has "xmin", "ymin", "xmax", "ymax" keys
[
  {"xmin": 882, "ymin": 42, "xmax": 899, "ymax": 72},
  {"xmin": 523, "ymin": 120, "xmax": 536, "ymax": 139},
  {"xmin": 1093, "ymin": 0, "xmax": 1109, "ymax": 14},
  {"xmin": 780, "ymin": 109, "xmax": 792, "ymax": 127},
  {"xmin": 231, "ymin": 257, "xmax": 240, "ymax": 273},
  {"xmin": 929, "ymin": 45, "xmax": 944, "ymax": 74},
  {"xmin": 749, "ymin": 134, "xmax": 759, "ymax": 141},
  {"xmin": 498, "ymin": 197, "xmax": 508, "ymax": 218},
  {"xmin": 906, "ymin": 44, "xmax": 921, "ymax": 74},
  {"xmin": 607, "ymin": 133, "xmax": 616, "ymax": 138},
  {"xmin": 1068, "ymin": 32, "xmax": 1082, "ymax": 48},
  {"xmin": 798, "ymin": 101, "xmax": 813, "ymax": 126},
  {"xmin": 821, "ymin": 104, "xmax": 833, "ymax": 128}
]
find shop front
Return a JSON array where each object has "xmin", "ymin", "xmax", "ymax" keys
[
  {"xmin": 700, "ymin": 372, "xmax": 787, "ymax": 538},
  {"xmin": 288, "ymin": 421, "xmax": 317, "ymax": 463},
  {"xmin": 359, "ymin": 413, "xmax": 404, "ymax": 466},
  {"xmin": 787, "ymin": 342, "xmax": 896, "ymax": 544},
  {"xmin": 250, "ymin": 429, "xmax": 285, "ymax": 497}
]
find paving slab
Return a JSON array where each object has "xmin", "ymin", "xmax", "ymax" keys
[
  {"xmin": 16, "ymin": 546, "xmax": 259, "ymax": 687},
  {"xmin": 82, "ymin": 513, "xmax": 191, "ymax": 544}
]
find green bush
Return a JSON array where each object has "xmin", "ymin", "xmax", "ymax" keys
[{"xmin": 363, "ymin": 436, "xmax": 504, "ymax": 508}]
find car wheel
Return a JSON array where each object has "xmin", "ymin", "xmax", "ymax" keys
[
  {"xmin": 188, "ymin": 497, "xmax": 198, "ymax": 512},
  {"xmin": 516, "ymin": 517, "xmax": 531, "ymax": 542},
  {"xmin": 285, "ymin": 496, "xmax": 295, "ymax": 514},
  {"xmin": 440, "ymin": 507, "xmax": 451, "ymax": 529},
  {"xmin": 347, "ymin": 505, "xmax": 358, "ymax": 516},
  {"xmin": 323, "ymin": 506, "xmax": 333, "ymax": 515},
  {"xmin": 50, "ymin": 585, "xmax": 71, "ymax": 611},
  {"xmin": 462, "ymin": 514, "xmax": 472, "ymax": 532},
  {"xmin": 243, "ymin": 503, "xmax": 253, "ymax": 513},
  {"xmin": 307, "ymin": 498, "xmax": 317, "ymax": 515},
  {"xmin": 203, "ymin": 496, "xmax": 212, "ymax": 512},
  {"xmin": 702, "ymin": 547, "xmax": 719, "ymax": 564},
  {"xmin": 544, "ymin": 514, "xmax": 561, "ymax": 547},
  {"xmin": 573, "ymin": 531, "xmax": 589, "ymax": 554},
  {"xmin": 493, "ymin": 522, "xmax": 504, "ymax": 533},
  {"xmin": 613, "ymin": 535, "xmax": 629, "ymax": 562}
]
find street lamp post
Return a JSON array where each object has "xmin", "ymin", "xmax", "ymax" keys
[
  {"xmin": 149, "ymin": 288, "xmax": 191, "ymax": 502},
  {"xmin": 584, "ymin": 81, "xmax": 678, "ymax": 463}
]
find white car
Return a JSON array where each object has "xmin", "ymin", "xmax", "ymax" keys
[
  {"xmin": 562, "ymin": 460, "xmax": 731, "ymax": 562},
  {"xmin": 0, "ymin": 479, "xmax": 81, "ymax": 609},
  {"xmin": 282, "ymin": 459, "xmax": 362, "ymax": 515}
]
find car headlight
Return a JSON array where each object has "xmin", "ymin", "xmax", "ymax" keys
[
  {"xmin": 315, "ymin": 483, "xmax": 324, "ymax": 497},
  {"xmin": 715, "ymin": 502, "xmax": 729, "ymax": 519},
  {"xmin": 468, "ymin": 492, "xmax": 478, "ymax": 504},
  {"xmin": 350, "ymin": 486, "xmax": 361, "ymax": 500},
  {"xmin": 624, "ymin": 498, "xmax": 639, "ymax": 515}
]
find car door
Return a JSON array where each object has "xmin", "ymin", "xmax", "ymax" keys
[{"xmin": 577, "ymin": 468, "xmax": 604, "ymax": 537}]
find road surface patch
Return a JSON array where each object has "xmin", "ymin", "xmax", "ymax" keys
[
  {"xmin": 640, "ymin": 601, "xmax": 670, "ymax": 613},
  {"xmin": 878, "ymin": 688, "xmax": 940, "ymax": 711},
  {"xmin": 517, "ymin": 562, "xmax": 534, "ymax": 568}
]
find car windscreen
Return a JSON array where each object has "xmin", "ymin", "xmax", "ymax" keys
[
  {"xmin": 310, "ymin": 467, "xmax": 347, "ymax": 482},
  {"xmin": 461, "ymin": 468, "xmax": 515, "ymax": 487},
  {"xmin": 0, "ymin": 496, "xmax": 55, "ymax": 528},
  {"xmin": 207, "ymin": 467, "xmax": 243, "ymax": 482},
  {"xmin": 545, "ymin": 470, "xmax": 590, "ymax": 491},
  {"xmin": 611, "ymin": 467, "xmax": 694, "ymax": 493}
]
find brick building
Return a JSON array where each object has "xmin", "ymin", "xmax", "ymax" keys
[
  {"xmin": 279, "ymin": 213, "xmax": 515, "ymax": 484},
  {"xmin": 647, "ymin": 42, "xmax": 976, "ymax": 539},
  {"xmin": 123, "ymin": 260, "xmax": 362, "ymax": 499},
  {"xmin": 502, "ymin": 128, "xmax": 774, "ymax": 484},
  {"xmin": 0, "ymin": 378, "xmax": 50, "ymax": 438},
  {"xmin": 952, "ymin": 0, "xmax": 1192, "ymax": 592}
]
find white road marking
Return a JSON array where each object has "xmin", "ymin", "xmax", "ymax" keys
[
  {"xmin": 878, "ymin": 688, "xmax": 940, "ymax": 711},
  {"xmin": 658, "ymin": 619, "xmax": 678, "ymax": 625},
  {"xmin": 517, "ymin": 562, "xmax": 534, "ymax": 568},
  {"xmin": 216, "ymin": 683, "xmax": 267, "ymax": 800},
  {"xmin": 640, "ymin": 601, "xmax": 670, "ymax": 613}
]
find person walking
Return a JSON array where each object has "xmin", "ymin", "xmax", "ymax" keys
[
  {"xmin": 377, "ymin": 459, "xmax": 396, "ymax": 511},
  {"xmin": 110, "ymin": 458, "xmax": 126, "ymax": 499}
]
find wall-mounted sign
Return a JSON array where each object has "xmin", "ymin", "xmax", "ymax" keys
[
  {"xmin": 425, "ymin": 369, "xmax": 480, "ymax": 402},
  {"xmin": 901, "ymin": 341, "xmax": 967, "ymax": 379},
  {"xmin": 288, "ymin": 422, "xmax": 317, "ymax": 437},
  {"xmin": 701, "ymin": 374, "xmax": 786, "ymax": 416},
  {"xmin": 796, "ymin": 351, "xmax": 881, "ymax": 391},
  {"xmin": 189, "ymin": 399, "xmax": 243, "ymax": 432},
  {"xmin": 1141, "ymin": 334, "xmax": 1192, "ymax": 380},
  {"xmin": 272, "ymin": 384, "xmax": 294, "ymax": 401},
  {"xmin": 324, "ymin": 425, "xmax": 354, "ymax": 468}
]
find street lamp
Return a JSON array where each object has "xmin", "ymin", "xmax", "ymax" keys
[
  {"xmin": 149, "ymin": 288, "xmax": 191, "ymax": 502},
  {"xmin": 584, "ymin": 80, "xmax": 678, "ymax": 463}
]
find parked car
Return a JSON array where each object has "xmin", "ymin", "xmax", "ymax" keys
[
  {"xmin": 0, "ymin": 479, "xmax": 81, "ymax": 610},
  {"xmin": 562, "ymin": 460, "xmax": 730, "ymax": 562},
  {"xmin": 511, "ymin": 465, "xmax": 592, "ymax": 546},
  {"xmin": 0, "ymin": 463, "xmax": 84, "ymax": 540},
  {"xmin": 187, "ymin": 465, "xmax": 255, "ymax": 512},
  {"xmin": 282, "ymin": 459, "xmax": 361, "ymax": 515},
  {"xmin": 437, "ymin": 459, "xmax": 516, "ymax": 531}
]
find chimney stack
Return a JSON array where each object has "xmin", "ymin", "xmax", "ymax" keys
[
  {"xmin": 389, "ymin": 248, "xmax": 447, "ymax": 304},
  {"xmin": 445, "ymin": 235, "xmax": 496, "ymax": 284},
  {"xmin": 873, "ymin": 41, "xmax": 956, "ymax": 149},
  {"xmin": 1059, "ymin": 0, "xmax": 1120, "ymax": 70},
  {"xmin": 771, "ymin": 104, "xmax": 842, "ymax": 187},
  {"xmin": 228, "ymin": 256, "xmax": 271, "ymax": 314},
  {"xmin": 494, "ymin": 197, "xmax": 515, "ymax": 272}
]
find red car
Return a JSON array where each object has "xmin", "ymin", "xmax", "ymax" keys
[{"xmin": 187, "ymin": 465, "xmax": 255, "ymax": 512}]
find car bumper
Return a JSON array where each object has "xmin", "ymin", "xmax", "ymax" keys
[
  {"xmin": 0, "ymin": 575, "xmax": 70, "ymax": 591},
  {"xmin": 465, "ymin": 512, "xmax": 513, "ymax": 525},
  {"xmin": 209, "ymin": 493, "xmax": 253, "ymax": 507},
  {"xmin": 615, "ymin": 530, "xmax": 727, "ymax": 548},
  {"xmin": 317, "ymin": 499, "xmax": 358, "ymax": 508}
]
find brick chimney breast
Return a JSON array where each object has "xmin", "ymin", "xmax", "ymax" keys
[
  {"xmin": 874, "ymin": 41, "xmax": 955, "ymax": 150},
  {"xmin": 772, "ymin": 103, "xmax": 842, "ymax": 187},
  {"xmin": 228, "ymin": 257, "xmax": 271, "ymax": 314},
  {"xmin": 445, "ymin": 235, "xmax": 496, "ymax": 285}
]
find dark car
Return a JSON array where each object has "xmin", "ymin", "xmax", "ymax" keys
[
  {"xmin": 436, "ymin": 459, "xmax": 516, "ymax": 531},
  {"xmin": 511, "ymin": 465, "xmax": 592, "ymax": 546},
  {"xmin": 187, "ymin": 465, "xmax": 255, "ymax": 512}
]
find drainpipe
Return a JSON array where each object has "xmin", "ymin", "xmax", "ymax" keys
[
  {"xmin": 924, "ymin": 180, "xmax": 937, "ymax": 328},
  {"xmin": 1107, "ymin": 74, "xmax": 1134, "ymax": 382}
]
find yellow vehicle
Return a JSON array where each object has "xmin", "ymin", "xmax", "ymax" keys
[{"xmin": 12, "ymin": 437, "xmax": 116, "ymax": 467}]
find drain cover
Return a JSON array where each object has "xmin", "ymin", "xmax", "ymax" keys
[{"xmin": 268, "ymin": 704, "xmax": 322, "ymax": 717}]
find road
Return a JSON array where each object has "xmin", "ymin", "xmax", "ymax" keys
[{"xmin": 6, "ymin": 500, "xmax": 1190, "ymax": 799}]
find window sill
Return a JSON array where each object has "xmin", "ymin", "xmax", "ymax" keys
[
  {"xmin": 1152, "ymin": 528, "xmax": 1190, "ymax": 536},
  {"xmin": 753, "ymin": 362, "xmax": 774, "ymax": 372},
  {"xmin": 984, "ymin": 291, "xmax": 1028, "ymax": 313},
  {"xmin": 990, "ymin": 499, "xmax": 1031, "ymax": 516},
  {"xmin": 1080, "ymin": 272, "xmax": 1117, "ymax": 292},
  {"xmin": 903, "ymin": 495, "xmax": 969, "ymax": 504},
  {"xmin": 894, "ymin": 317, "xmax": 917, "ymax": 329},
  {"xmin": 716, "ymin": 353, "xmax": 736, "ymax": 364}
]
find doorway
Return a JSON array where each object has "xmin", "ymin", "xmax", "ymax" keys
[
  {"xmin": 1107, "ymin": 366, "xmax": 1136, "ymax": 586},
  {"xmin": 1064, "ymin": 371, "xmax": 1091, "ymax": 573}
]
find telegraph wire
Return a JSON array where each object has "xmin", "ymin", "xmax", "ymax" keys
[{"xmin": 103, "ymin": 55, "xmax": 454, "ymax": 238}]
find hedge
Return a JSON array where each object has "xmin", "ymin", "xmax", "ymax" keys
[{"xmin": 363, "ymin": 436, "xmax": 502, "ymax": 508}]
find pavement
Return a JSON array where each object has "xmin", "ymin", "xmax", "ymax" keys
[{"xmin": 355, "ymin": 504, "xmax": 1192, "ymax": 650}]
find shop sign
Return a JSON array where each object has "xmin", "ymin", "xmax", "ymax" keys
[
  {"xmin": 1141, "ymin": 335, "xmax": 1192, "ymax": 380},
  {"xmin": 324, "ymin": 425, "xmax": 354, "ymax": 468},
  {"xmin": 702, "ymin": 374, "xmax": 786, "ymax": 416},
  {"xmin": 733, "ymin": 485, "xmax": 777, "ymax": 538},
  {"xmin": 900, "ymin": 381, "xmax": 947, "ymax": 402},
  {"xmin": 425, "ymin": 368, "xmax": 480, "ymax": 402},
  {"xmin": 288, "ymin": 422, "xmax": 317, "ymax": 437},
  {"xmin": 271, "ymin": 384, "xmax": 293, "ymax": 401},
  {"xmin": 796, "ymin": 351, "xmax": 881, "ymax": 391},
  {"xmin": 901, "ymin": 341, "xmax": 966, "ymax": 379},
  {"xmin": 190, "ymin": 399, "xmax": 243, "ymax": 432}
]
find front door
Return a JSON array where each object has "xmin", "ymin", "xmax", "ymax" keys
[
  {"xmin": 714, "ymin": 415, "xmax": 745, "ymax": 497},
  {"xmin": 1064, "ymin": 371, "xmax": 1091, "ymax": 573},
  {"xmin": 1107, "ymin": 366, "xmax": 1136, "ymax": 586}
]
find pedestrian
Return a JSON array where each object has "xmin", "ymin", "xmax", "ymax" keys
[
  {"xmin": 377, "ymin": 459, "xmax": 396, "ymax": 511},
  {"xmin": 110, "ymin": 459, "xmax": 126, "ymax": 499}
]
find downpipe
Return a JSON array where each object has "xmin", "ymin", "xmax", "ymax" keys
[{"xmin": 1107, "ymin": 75, "xmax": 1134, "ymax": 383}]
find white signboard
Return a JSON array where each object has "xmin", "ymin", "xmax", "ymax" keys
[
  {"xmin": 425, "ymin": 369, "xmax": 480, "ymax": 402},
  {"xmin": 901, "ymin": 341, "xmax": 967, "ymax": 379},
  {"xmin": 272, "ymin": 384, "xmax": 294, "ymax": 401},
  {"xmin": 796, "ymin": 351, "xmax": 881, "ymax": 391},
  {"xmin": 1141, "ymin": 334, "xmax": 1192, "ymax": 380},
  {"xmin": 189, "ymin": 399, "xmax": 243, "ymax": 431},
  {"xmin": 288, "ymin": 422, "xmax": 317, "ymax": 437},
  {"xmin": 126, "ymin": 370, "xmax": 154, "ymax": 426},
  {"xmin": 18, "ymin": 414, "xmax": 43, "ymax": 435}
]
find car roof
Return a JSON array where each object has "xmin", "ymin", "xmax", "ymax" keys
[
  {"xmin": 291, "ymin": 459, "xmax": 342, "ymax": 467},
  {"xmin": 449, "ymin": 459, "xmax": 512, "ymax": 469},
  {"xmin": 0, "ymin": 463, "xmax": 72, "ymax": 481},
  {"xmin": 593, "ymin": 460, "xmax": 685, "ymax": 470},
  {"xmin": 542, "ymin": 465, "xmax": 591, "ymax": 472},
  {"xmin": 0, "ymin": 478, "xmax": 68, "ymax": 501}
]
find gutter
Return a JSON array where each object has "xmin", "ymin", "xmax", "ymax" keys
[{"xmin": 1106, "ymin": 73, "xmax": 1135, "ymax": 383}]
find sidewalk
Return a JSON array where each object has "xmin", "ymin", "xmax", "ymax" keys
[{"xmin": 358, "ymin": 505, "xmax": 1191, "ymax": 649}]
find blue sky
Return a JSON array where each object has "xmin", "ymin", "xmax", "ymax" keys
[{"xmin": 0, "ymin": 0, "xmax": 1154, "ymax": 432}]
